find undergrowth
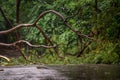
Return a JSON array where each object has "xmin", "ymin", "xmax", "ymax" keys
[{"xmin": 0, "ymin": 41, "xmax": 120, "ymax": 66}]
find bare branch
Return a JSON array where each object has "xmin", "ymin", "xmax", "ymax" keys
[
  {"xmin": 0, "ymin": 4, "xmax": 13, "ymax": 27},
  {"xmin": 0, "ymin": 40, "xmax": 56, "ymax": 60},
  {"xmin": 0, "ymin": 10, "xmax": 94, "ymax": 40},
  {"xmin": 0, "ymin": 10, "xmax": 95, "ymax": 59},
  {"xmin": 36, "ymin": 25, "xmax": 60, "ymax": 56},
  {"xmin": 34, "ymin": 10, "xmax": 95, "ymax": 40},
  {"xmin": 0, "ymin": 40, "xmax": 56, "ymax": 48},
  {"xmin": 0, "ymin": 55, "xmax": 10, "ymax": 62},
  {"xmin": 0, "ymin": 23, "xmax": 33, "ymax": 35},
  {"xmin": 33, "ymin": 10, "xmax": 66, "ymax": 25},
  {"xmin": 18, "ymin": 40, "xmax": 56, "ymax": 48},
  {"xmin": 14, "ymin": 45, "xmax": 27, "ymax": 60}
]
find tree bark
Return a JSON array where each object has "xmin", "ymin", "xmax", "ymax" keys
[
  {"xmin": 16, "ymin": 0, "xmax": 21, "ymax": 40},
  {"xmin": 16, "ymin": 0, "xmax": 21, "ymax": 24},
  {"xmin": 0, "ymin": 4, "xmax": 13, "ymax": 28}
]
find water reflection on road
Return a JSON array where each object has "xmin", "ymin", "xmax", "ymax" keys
[
  {"xmin": 0, "ymin": 64, "xmax": 120, "ymax": 80},
  {"xmin": 50, "ymin": 64, "xmax": 120, "ymax": 80}
]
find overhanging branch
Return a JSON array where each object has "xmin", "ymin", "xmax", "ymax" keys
[
  {"xmin": 0, "ymin": 40, "xmax": 56, "ymax": 48},
  {"xmin": 0, "ymin": 10, "xmax": 95, "ymax": 59},
  {"xmin": 0, "ymin": 24, "xmax": 33, "ymax": 35},
  {"xmin": 0, "ymin": 10, "xmax": 94, "ymax": 40},
  {"xmin": 33, "ymin": 10, "xmax": 94, "ymax": 40}
]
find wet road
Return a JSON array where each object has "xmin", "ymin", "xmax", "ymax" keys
[{"xmin": 0, "ymin": 64, "xmax": 120, "ymax": 80}]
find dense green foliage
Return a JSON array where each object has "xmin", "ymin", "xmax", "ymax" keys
[{"xmin": 0, "ymin": 0, "xmax": 120, "ymax": 65}]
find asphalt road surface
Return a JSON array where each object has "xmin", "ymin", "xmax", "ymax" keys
[{"xmin": 0, "ymin": 64, "xmax": 120, "ymax": 80}]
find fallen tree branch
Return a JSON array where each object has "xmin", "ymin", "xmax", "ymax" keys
[
  {"xmin": 0, "ymin": 10, "xmax": 95, "ymax": 60},
  {"xmin": 35, "ymin": 25, "xmax": 60, "ymax": 57},
  {"xmin": 0, "ymin": 40, "xmax": 56, "ymax": 60},
  {"xmin": 18, "ymin": 40, "xmax": 57, "ymax": 48},
  {"xmin": 0, "ymin": 10, "xmax": 94, "ymax": 40},
  {"xmin": 0, "ymin": 55, "xmax": 10, "ymax": 62},
  {"xmin": 0, "ymin": 40, "xmax": 56, "ymax": 48}
]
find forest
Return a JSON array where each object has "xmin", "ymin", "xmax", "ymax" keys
[{"xmin": 0, "ymin": 0, "xmax": 120, "ymax": 65}]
